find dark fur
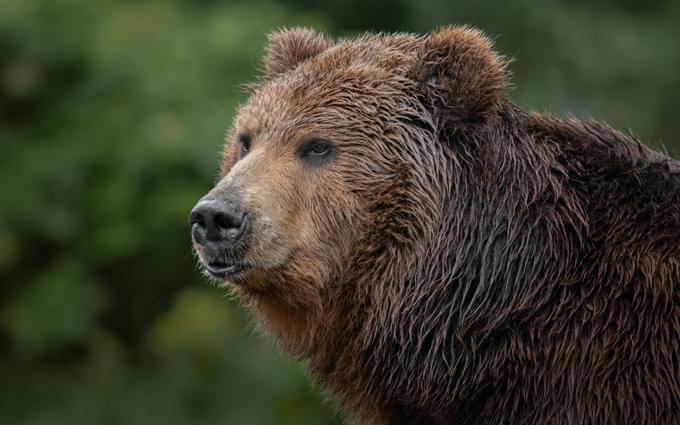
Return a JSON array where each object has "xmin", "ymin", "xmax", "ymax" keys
[{"xmin": 201, "ymin": 27, "xmax": 680, "ymax": 424}]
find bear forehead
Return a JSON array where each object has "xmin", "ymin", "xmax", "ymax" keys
[{"xmin": 235, "ymin": 34, "xmax": 423, "ymax": 136}]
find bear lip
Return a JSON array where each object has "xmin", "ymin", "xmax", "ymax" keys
[{"xmin": 205, "ymin": 261, "xmax": 249, "ymax": 279}]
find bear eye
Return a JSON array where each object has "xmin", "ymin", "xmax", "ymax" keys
[
  {"xmin": 237, "ymin": 133, "xmax": 251, "ymax": 158},
  {"xmin": 297, "ymin": 138, "xmax": 337, "ymax": 167},
  {"xmin": 309, "ymin": 142, "xmax": 329, "ymax": 156}
]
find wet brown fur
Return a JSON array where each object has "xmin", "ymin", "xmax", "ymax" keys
[{"xmin": 209, "ymin": 27, "xmax": 680, "ymax": 425}]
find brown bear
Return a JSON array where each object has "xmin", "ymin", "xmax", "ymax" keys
[{"xmin": 189, "ymin": 26, "xmax": 680, "ymax": 425}]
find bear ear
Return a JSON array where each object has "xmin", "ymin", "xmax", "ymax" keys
[
  {"xmin": 264, "ymin": 27, "xmax": 332, "ymax": 78},
  {"xmin": 416, "ymin": 26, "xmax": 509, "ymax": 130}
]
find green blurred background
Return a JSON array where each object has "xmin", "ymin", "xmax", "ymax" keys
[{"xmin": 0, "ymin": 0, "xmax": 678, "ymax": 424}]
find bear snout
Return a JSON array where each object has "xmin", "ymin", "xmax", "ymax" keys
[{"xmin": 189, "ymin": 197, "xmax": 250, "ymax": 278}]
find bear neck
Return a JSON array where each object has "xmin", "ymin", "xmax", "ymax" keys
[
  {"xmin": 249, "ymin": 103, "xmax": 680, "ymax": 424},
  {"xmin": 307, "ymin": 104, "xmax": 593, "ymax": 422}
]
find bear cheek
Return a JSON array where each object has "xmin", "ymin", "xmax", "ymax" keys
[{"xmin": 307, "ymin": 190, "xmax": 364, "ymax": 265}]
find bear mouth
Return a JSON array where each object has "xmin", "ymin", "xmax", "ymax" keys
[{"xmin": 205, "ymin": 260, "xmax": 250, "ymax": 279}]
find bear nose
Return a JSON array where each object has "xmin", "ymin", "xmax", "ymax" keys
[{"xmin": 189, "ymin": 199, "xmax": 247, "ymax": 246}]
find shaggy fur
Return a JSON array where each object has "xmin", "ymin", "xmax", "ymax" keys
[{"xmin": 195, "ymin": 27, "xmax": 680, "ymax": 424}]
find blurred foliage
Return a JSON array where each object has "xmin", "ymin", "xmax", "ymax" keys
[{"xmin": 0, "ymin": 0, "xmax": 678, "ymax": 424}]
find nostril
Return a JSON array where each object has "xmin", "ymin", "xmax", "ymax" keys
[
  {"xmin": 214, "ymin": 211, "xmax": 243, "ymax": 231},
  {"xmin": 189, "ymin": 211, "xmax": 206, "ymax": 228}
]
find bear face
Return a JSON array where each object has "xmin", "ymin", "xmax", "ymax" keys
[{"xmin": 191, "ymin": 27, "xmax": 509, "ymax": 351}]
